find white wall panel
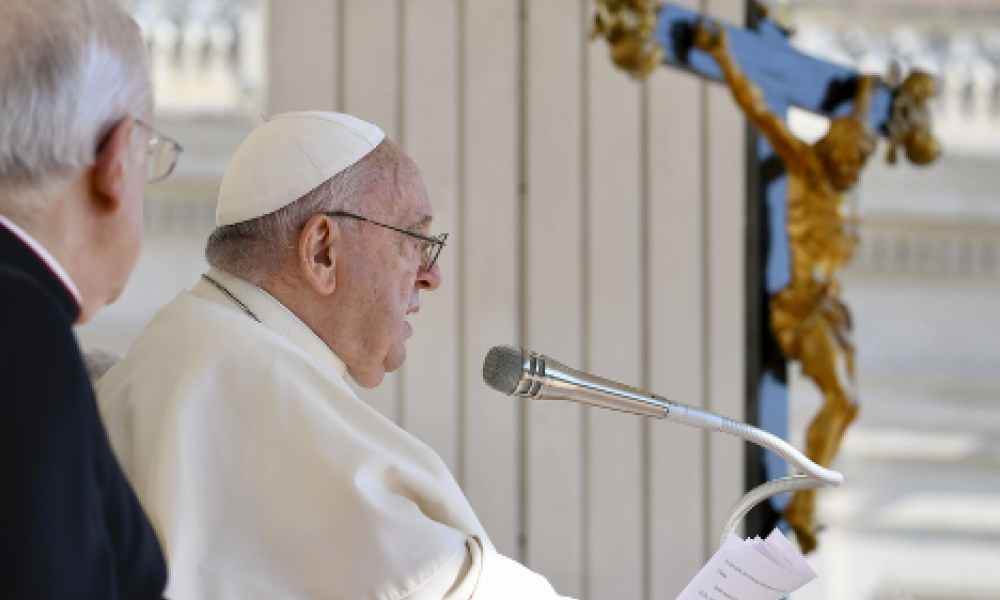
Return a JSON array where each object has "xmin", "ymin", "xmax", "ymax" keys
[
  {"xmin": 343, "ymin": 0, "xmax": 399, "ymax": 138},
  {"xmin": 584, "ymin": 8, "xmax": 645, "ymax": 598},
  {"xmin": 705, "ymin": 0, "xmax": 748, "ymax": 546},
  {"xmin": 523, "ymin": 0, "xmax": 586, "ymax": 594},
  {"xmin": 399, "ymin": 0, "xmax": 462, "ymax": 472},
  {"xmin": 647, "ymin": 1, "xmax": 711, "ymax": 594},
  {"xmin": 266, "ymin": 0, "xmax": 338, "ymax": 114},
  {"xmin": 461, "ymin": 0, "xmax": 520, "ymax": 559}
]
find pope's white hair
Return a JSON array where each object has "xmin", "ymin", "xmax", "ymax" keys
[
  {"xmin": 205, "ymin": 145, "xmax": 385, "ymax": 279},
  {"xmin": 0, "ymin": 0, "xmax": 151, "ymax": 210}
]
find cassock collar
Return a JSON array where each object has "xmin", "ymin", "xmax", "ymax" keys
[
  {"xmin": 192, "ymin": 267, "xmax": 348, "ymax": 378},
  {"xmin": 0, "ymin": 215, "xmax": 82, "ymax": 308}
]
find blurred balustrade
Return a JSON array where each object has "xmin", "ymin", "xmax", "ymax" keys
[
  {"xmin": 121, "ymin": 0, "xmax": 264, "ymax": 235},
  {"xmin": 127, "ymin": 0, "xmax": 264, "ymax": 115},
  {"xmin": 791, "ymin": 5, "xmax": 1000, "ymax": 153}
]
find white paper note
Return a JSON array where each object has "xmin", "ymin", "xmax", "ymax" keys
[{"xmin": 675, "ymin": 530, "xmax": 817, "ymax": 600}]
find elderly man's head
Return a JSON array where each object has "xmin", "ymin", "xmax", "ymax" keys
[
  {"xmin": 0, "ymin": 0, "xmax": 153, "ymax": 321},
  {"xmin": 206, "ymin": 138, "xmax": 443, "ymax": 388}
]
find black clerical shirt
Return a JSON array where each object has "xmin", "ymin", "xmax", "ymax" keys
[{"xmin": 0, "ymin": 222, "xmax": 167, "ymax": 600}]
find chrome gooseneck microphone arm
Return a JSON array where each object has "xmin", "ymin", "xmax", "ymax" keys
[{"xmin": 483, "ymin": 345, "xmax": 842, "ymax": 550}]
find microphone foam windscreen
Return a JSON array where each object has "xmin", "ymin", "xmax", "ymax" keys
[{"xmin": 482, "ymin": 345, "xmax": 525, "ymax": 395}]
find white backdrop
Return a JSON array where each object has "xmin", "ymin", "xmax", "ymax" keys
[{"xmin": 267, "ymin": 1, "xmax": 748, "ymax": 598}]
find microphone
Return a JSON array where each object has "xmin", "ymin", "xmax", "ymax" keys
[
  {"xmin": 481, "ymin": 345, "xmax": 750, "ymax": 432},
  {"xmin": 482, "ymin": 345, "xmax": 672, "ymax": 419},
  {"xmin": 482, "ymin": 344, "xmax": 842, "ymax": 482},
  {"xmin": 483, "ymin": 344, "xmax": 843, "ymax": 549}
]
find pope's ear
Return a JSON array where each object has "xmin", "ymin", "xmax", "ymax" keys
[
  {"xmin": 298, "ymin": 214, "xmax": 339, "ymax": 295},
  {"xmin": 92, "ymin": 116, "xmax": 135, "ymax": 215}
]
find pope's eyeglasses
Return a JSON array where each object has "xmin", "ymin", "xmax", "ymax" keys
[{"xmin": 325, "ymin": 211, "xmax": 448, "ymax": 271}]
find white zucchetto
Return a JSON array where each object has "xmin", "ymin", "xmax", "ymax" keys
[{"xmin": 216, "ymin": 111, "xmax": 385, "ymax": 227}]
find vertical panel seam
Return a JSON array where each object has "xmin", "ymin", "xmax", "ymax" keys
[
  {"xmin": 516, "ymin": 0, "xmax": 530, "ymax": 567},
  {"xmin": 699, "ymin": 0, "xmax": 712, "ymax": 564},
  {"xmin": 335, "ymin": 0, "xmax": 345, "ymax": 111},
  {"xmin": 640, "ymin": 77, "xmax": 652, "ymax": 600},
  {"xmin": 456, "ymin": 0, "xmax": 467, "ymax": 489},
  {"xmin": 395, "ymin": 0, "xmax": 407, "ymax": 427},
  {"xmin": 579, "ymin": 1, "xmax": 591, "ymax": 597},
  {"xmin": 263, "ymin": 0, "xmax": 270, "ymax": 113}
]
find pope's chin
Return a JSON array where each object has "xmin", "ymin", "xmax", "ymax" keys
[
  {"xmin": 349, "ymin": 344, "xmax": 407, "ymax": 389},
  {"xmin": 383, "ymin": 342, "xmax": 407, "ymax": 375}
]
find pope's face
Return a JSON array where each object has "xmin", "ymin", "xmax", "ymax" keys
[{"xmin": 336, "ymin": 145, "xmax": 442, "ymax": 388}]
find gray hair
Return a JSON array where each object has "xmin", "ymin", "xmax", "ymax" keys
[
  {"xmin": 205, "ymin": 146, "xmax": 385, "ymax": 279},
  {"xmin": 0, "ymin": 0, "xmax": 151, "ymax": 205}
]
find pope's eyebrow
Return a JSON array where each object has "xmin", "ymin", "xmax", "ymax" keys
[{"xmin": 407, "ymin": 214, "xmax": 434, "ymax": 232}]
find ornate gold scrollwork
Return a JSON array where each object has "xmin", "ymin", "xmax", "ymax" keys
[
  {"xmin": 591, "ymin": 0, "xmax": 664, "ymax": 79},
  {"xmin": 884, "ymin": 70, "xmax": 941, "ymax": 165}
]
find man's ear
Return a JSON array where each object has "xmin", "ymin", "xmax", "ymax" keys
[
  {"xmin": 92, "ymin": 116, "xmax": 135, "ymax": 215},
  {"xmin": 298, "ymin": 214, "xmax": 339, "ymax": 296}
]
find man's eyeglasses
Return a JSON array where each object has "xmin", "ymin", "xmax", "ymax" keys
[
  {"xmin": 325, "ymin": 211, "xmax": 448, "ymax": 271},
  {"xmin": 135, "ymin": 119, "xmax": 183, "ymax": 183}
]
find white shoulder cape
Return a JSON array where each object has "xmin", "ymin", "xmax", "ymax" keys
[{"xmin": 98, "ymin": 268, "xmax": 565, "ymax": 600}]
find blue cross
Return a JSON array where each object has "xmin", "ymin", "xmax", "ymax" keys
[{"xmin": 654, "ymin": 4, "xmax": 892, "ymax": 519}]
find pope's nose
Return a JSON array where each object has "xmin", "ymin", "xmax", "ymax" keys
[{"xmin": 417, "ymin": 261, "xmax": 442, "ymax": 291}]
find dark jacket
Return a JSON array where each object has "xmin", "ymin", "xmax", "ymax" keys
[{"xmin": 0, "ymin": 223, "xmax": 167, "ymax": 600}]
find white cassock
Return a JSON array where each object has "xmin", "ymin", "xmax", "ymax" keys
[{"xmin": 98, "ymin": 267, "xmax": 567, "ymax": 600}]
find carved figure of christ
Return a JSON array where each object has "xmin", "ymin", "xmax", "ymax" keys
[{"xmin": 688, "ymin": 15, "xmax": 879, "ymax": 553}]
